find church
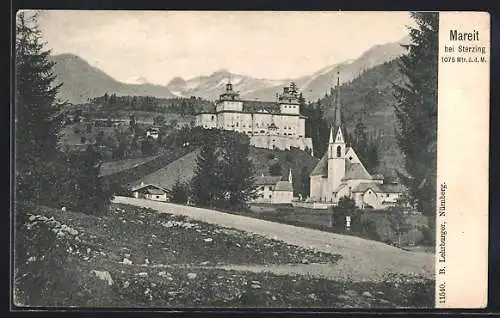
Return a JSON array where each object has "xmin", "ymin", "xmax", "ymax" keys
[
  {"xmin": 309, "ymin": 75, "xmax": 403, "ymax": 210},
  {"xmin": 195, "ymin": 81, "xmax": 313, "ymax": 151}
]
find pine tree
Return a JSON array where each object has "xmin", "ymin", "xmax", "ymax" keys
[
  {"xmin": 393, "ymin": 12, "xmax": 438, "ymax": 226},
  {"xmin": 168, "ymin": 178, "xmax": 190, "ymax": 204},
  {"xmin": 190, "ymin": 134, "xmax": 220, "ymax": 206},
  {"xmin": 15, "ymin": 11, "xmax": 64, "ymax": 207},
  {"xmin": 219, "ymin": 132, "xmax": 256, "ymax": 207}
]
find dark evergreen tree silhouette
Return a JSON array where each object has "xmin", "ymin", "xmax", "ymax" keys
[{"xmin": 393, "ymin": 12, "xmax": 438, "ymax": 227}]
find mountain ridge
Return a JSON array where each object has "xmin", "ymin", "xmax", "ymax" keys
[{"xmin": 50, "ymin": 37, "xmax": 408, "ymax": 104}]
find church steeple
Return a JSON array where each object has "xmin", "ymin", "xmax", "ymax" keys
[{"xmin": 334, "ymin": 71, "xmax": 342, "ymax": 129}]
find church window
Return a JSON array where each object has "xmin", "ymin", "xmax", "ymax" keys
[
  {"xmin": 386, "ymin": 194, "xmax": 389, "ymax": 197},
  {"xmin": 348, "ymin": 156, "xmax": 353, "ymax": 160},
  {"xmin": 236, "ymin": 122, "xmax": 239, "ymax": 127},
  {"xmin": 336, "ymin": 146, "xmax": 341, "ymax": 157},
  {"xmin": 269, "ymin": 195, "xmax": 272, "ymax": 199},
  {"xmin": 211, "ymin": 115, "xmax": 215, "ymax": 120}
]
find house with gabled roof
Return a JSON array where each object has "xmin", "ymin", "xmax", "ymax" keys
[
  {"xmin": 309, "ymin": 73, "xmax": 403, "ymax": 209},
  {"xmin": 130, "ymin": 182, "xmax": 168, "ymax": 202},
  {"xmin": 253, "ymin": 169, "xmax": 294, "ymax": 204}
]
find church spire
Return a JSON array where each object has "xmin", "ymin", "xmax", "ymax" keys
[
  {"xmin": 329, "ymin": 126, "xmax": 335, "ymax": 144},
  {"xmin": 334, "ymin": 71, "xmax": 342, "ymax": 128},
  {"xmin": 288, "ymin": 169, "xmax": 293, "ymax": 183}
]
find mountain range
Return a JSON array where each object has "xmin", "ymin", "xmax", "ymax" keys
[{"xmin": 50, "ymin": 36, "xmax": 409, "ymax": 104}]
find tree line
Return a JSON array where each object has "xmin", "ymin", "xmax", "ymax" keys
[{"xmin": 89, "ymin": 94, "xmax": 215, "ymax": 116}]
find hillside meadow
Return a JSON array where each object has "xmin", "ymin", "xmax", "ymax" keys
[{"xmin": 14, "ymin": 203, "xmax": 433, "ymax": 308}]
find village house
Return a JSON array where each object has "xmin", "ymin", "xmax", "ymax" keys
[
  {"xmin": 253, "ymin": 169, "xmax": 294, "ymax": 204},
  {"xmin": 309, "ymin": 75, "xmax": 403, "ymax": 210},
  {"xmin": 195, "ymin": 81, "xmax": 313, "ymax": 152},
  {"xmin": 130, "ymin": 182, "xmax": 168, "ymax": 202}
]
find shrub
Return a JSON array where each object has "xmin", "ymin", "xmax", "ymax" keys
[{"xmin": 266, "ymin": 153, "xmax": 276, "ymax": 160}]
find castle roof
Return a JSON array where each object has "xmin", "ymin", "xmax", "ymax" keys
[
  {"xmin": 242, "ymin": 100, "xmax": 280, "ymax": 114},
  {"xmin": 275, "ymin": 181, "xmax": 293, "ymax": 192}
]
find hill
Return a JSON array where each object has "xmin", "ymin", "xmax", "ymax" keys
[{"xmin": 50, "ymin": 54, "xmax": 174, "ymax": 104}]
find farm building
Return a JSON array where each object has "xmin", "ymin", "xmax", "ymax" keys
[
  {"xmin": 130, "ymin": 183, "xmax": 168, "ymax": 202},
  {"xmin": 253, "ymin": 169, "xmax": 294, "ymax": 204}
]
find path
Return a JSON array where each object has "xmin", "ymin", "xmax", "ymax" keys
[{"xmin": 113, "ymin": 197, "xmax": 435, "ymax": 281}]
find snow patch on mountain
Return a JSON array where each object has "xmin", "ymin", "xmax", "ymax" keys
[{"xmin": 124, "ymin": 76, "xmax": 149, "ymax": 85}]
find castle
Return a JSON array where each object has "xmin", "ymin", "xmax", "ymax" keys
[
  {"xmin": 309, "ymin": 74, "xmax": 403, "ymax": 209},
  {"xmin": 194, "ymin": 82, "xmax": 313, "ymax": 151}
]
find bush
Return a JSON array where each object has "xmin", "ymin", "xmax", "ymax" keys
[{"xmin": 266, "ymin": 153, "xmax": 275, "ymax": 160}]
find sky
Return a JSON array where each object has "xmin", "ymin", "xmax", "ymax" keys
[{"xmin": 34, "ymin": 11, "xmax": 414, "ymax": 85}]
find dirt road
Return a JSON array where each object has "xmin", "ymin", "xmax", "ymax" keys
[{"xmin": 113, "ymin": 196, "xmax": 434, "ymax": 281}]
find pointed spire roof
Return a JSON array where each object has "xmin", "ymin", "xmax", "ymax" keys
[
  {"xmin": 288, "ymin": 169, "xmax": 293, "ymax": 183},
  {"xmin": 334, "ymin": 71, "xmax": 342, "ymax": 128},
  {"xmin": 329, "ymin": 126, "xmax": 335, "ymax": 144}
]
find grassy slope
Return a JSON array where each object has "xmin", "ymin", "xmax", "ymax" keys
[
  {"xmin": 127, "ymin": 150, "xmax": 199, "ymax": 189},
  {"xmin": 15, "ymin": 204, "xmax": 433, "ymax": 308},
  {"xmin": 124, "ymin": 146, "xmax": 319, "ymax": 195}
]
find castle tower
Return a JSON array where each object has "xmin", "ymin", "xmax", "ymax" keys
[
  {"xmin": 327, "ymin": 72, "xmax": 346, "ymax": 201},
  {"xmin": 216, "ymin": 78, "xmax": 243, "ymax": 113}
]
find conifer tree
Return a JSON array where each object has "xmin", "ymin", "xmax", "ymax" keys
[
  {"xmin": 168, "ymin": 177, "xmax": 190, "ymax": 204},
  {"xmin": 219, "ymin": 132, "xmax": 256, "ymax": 207},
  {"xmin": 393, "ymin": 12, "xmax": 438, "ymax": 226},
  {"xmin": 190, "ymin": 134, "xmax": 220, "ymax": 206},
  {"xmin": 15, "ymin": 11, "xmax": 63, "ymax": 207}
]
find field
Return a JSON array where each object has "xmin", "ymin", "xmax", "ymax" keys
[
  {"xmin": 99, "ymin": 156, "xmax": 159, "ymax": 177},
  {"xmin": 244, "ymin": 203, "xmax": 432, "ymax": 250},
  {"xmin": 14, "ymin": 203, "xmax": 434, "ymax": 308}
]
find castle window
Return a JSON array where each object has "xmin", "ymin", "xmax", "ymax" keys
[
  {"xmin": 211, "ymin": 115, "xmax": 215, "ymax": 120},
  {"xmin": 336, "ymin": 146, "xmax": 341, "ymax": 157}
]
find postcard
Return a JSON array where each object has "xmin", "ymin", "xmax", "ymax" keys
[{"xmin": 12, "ymin": 10, "xmax": 489, "ymax": 310}]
